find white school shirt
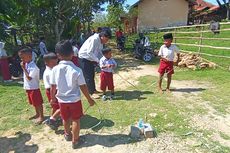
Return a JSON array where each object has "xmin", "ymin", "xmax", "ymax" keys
[
  {"xmin": 73, "ymin": 46, "xmax": 79, "ymax": 57},
  {"xmin": 43, "ymin": 66, "xmax": 52, "ymax": 89},
  {"xmin": 78, "ymin": 33, "xmax": 103, "ymax": 63},
  {"xmin": 158, "ymin": 44, "xmax": 179, "ymax": 61},
  {"xmin": 0, "ymin": 49, "xmax": 7, "ymax": 57},
  {"xmin": 32, "ymin": 51, "xmax": 37, "ymax": 62},
  {"xmin": 0, "ymin": 42, "xmax": 7, "ymax": 57},
  {"xmin": 50, "ymin": 60, "xmax": 86, "ymax": 103},
  {"xmin": 100, "ymin": 56, "xmax": 117, "ymax": 73},
  {"xmin": 23, "ymin": 61, "xmax": 40, "ymax": 90},
  {"xmin": 39, "ymin": 41, "xmax": 48, "ymax": 56}
]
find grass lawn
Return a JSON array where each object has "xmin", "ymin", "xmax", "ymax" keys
[{"xmin": 0, "ymin": 55, "xmax": 230, "ymax": 152}]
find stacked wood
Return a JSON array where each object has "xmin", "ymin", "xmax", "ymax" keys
[{"xmin": 176, "ymin": 52, "xmax": 217, "ymax": 70}]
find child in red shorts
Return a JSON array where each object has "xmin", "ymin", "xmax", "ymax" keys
[
  {"xmin": 158, "ymin": 33, "xmax": 180, "ymax": 93},
  {"xmin": 99, "ymin": 48, "xmax": 117, "ymax": 101},
  {"xmin": 43, "ymin": 53, "xmax": 60, "ymax": 129},
  {"xmin": 18, "ymin": 47, "xmax": 44, "ymax": 124},
  {"xmin": 50, "ymin": 40, "xmax": 95, "ymax": 149}
]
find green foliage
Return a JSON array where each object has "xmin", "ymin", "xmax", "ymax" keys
[
  {"xmin": 92, "ymin": 13, "xmax": 108, "ymax": 29},
  {"xmin": 107, "ymin": 4, "xmax": 125, "ymax": 28},
  {"xmin": 0, "ymin": 0, "xmax": 125, "ymax": 49}
]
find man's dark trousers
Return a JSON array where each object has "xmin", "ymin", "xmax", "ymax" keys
[{"xmin": 79, "ymin": 58, "xmax": 96, "ymax": 94}]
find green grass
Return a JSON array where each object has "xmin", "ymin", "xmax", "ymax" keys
[
  {"xmin": 0, "ymin": 82, "xmax": 50, "ymax": 135},
  {"xmin": 0, "ymin": 52, "xmax": 230, "ymax": 152},
  {"xmin": 173, "ymin": 68, "xmax": 230, "ymax": 114}
]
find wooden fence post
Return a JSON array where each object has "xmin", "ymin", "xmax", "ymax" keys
[
  {"xmin": 198, "ymin": 26, "xmax": 204, "ymax": 55},
  {"xmin": 174, "ymin": 28, "xmax": 177, "ymax": 44}
]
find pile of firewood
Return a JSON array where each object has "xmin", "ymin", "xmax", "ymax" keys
[{"xmin": 175, "ymin": 53, "xmax": 217, "ymax": 70}]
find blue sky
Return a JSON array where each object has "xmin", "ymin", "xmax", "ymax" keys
[{"xmin": 125, "ymin": 0, "xmax": 218, "ymax": 5}]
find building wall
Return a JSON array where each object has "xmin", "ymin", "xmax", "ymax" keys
[{"xmin": 137, "ymin": 0, "xmax": 189, "ymax": 31}]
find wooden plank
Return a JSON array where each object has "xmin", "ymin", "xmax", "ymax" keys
[
  {"xmin": 174, "ymin": 43, "xmax": 230, "ymax": 50},
  {"xmin": 174, "ymin": 37, "xmax": 230, "ymax": 41},
  {"xmin": 198, "ymin": 27, "xmax": 204, "ymax": 54},
  {"xmin": 172, "ymin": 28, "xmax": 230, "ymax": 34},
  {"xmin": 180, "ymin": 50, "xmax": 230, "ymax": 59},
  {"xmin": 155, "ymin": 22, "xmax": 230, "ymax": 31}
]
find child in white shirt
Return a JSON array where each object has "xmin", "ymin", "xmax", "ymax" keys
[
  {"xmin": 18, "ymin": 47, "xmax": 44, "ymax": 124},
  {"xmin": 50, "ymin": 40, "xmax": 95, "ymax": 149},
  {"xmin": 158, "ymin": 33, "xmax": 180, "ymax": 93},
  {"xmin": 99, "ymin": 48, "xmax": 117, "ymax": 101}
]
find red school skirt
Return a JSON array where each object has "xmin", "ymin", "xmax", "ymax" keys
[{"xmin": 0, "ymin": 58, "xmax": 11, "ymax": 80}]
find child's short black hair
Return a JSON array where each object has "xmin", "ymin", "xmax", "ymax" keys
[
  {"xmin": 43, "ymin": 52, "xmax": 57, "ymax": 62},
  {"xmin": 102, "ymin": 48, "xmax": 112, "ymax": 55},
  {"xmin": 163, "ymin": 33, "xmax": 173, "ymax": 40},
  {"xmin": 18, "ymin": 47, "xmax": 32, "ymax": 54},
  {"xmin": 55, "ymin": 40, "xmax": 73, "ymax": 57}
]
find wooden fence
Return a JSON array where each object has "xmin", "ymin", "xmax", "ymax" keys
[{"xmin": 150, "ymin": 22, "xmax": 230, "ymax": 59}]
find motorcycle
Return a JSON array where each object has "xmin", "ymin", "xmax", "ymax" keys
[
  {"xmin": 117, "ymin": 35, "xmax": 125, "ymax": 51},
  {"xmin": 133, "ymin": 36, "xmax": 154, "ymax": 62},
  {"xmin": 8, "ymin": 54, "xmax": 22, "ymax": 77}
]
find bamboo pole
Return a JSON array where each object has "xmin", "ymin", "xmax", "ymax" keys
[
  {"xmin": 174, "ymin": 43, "xmax": 230, "ymax": 50},
  {"xmin": 180, "ymin": 50, "xmax": 230, "ymax": 59},
  {"xmin": 174, "ymin": 37, "xmax": 230, "ymax": 41},
  {"xmin": 198, "ymin": 26, "xmax": 204, "ymax": 54}
]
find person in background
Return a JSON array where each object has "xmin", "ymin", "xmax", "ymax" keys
[
  {"xmin": 0, "ymin": 42, "xmax": 12, "ymax": 82},
  {"xmin": 115, "ymin": 27, "xmax": 123, "ymax": 41},
  {"xmin": 78, "ymin": 29, "xmax": 112, "ymax": 99},
  {"xmin": 39, "ymin": 37, "xmax": 48, "ymax": 56},
  {"xmin": 71, "ymin": 40, "xmax": 79, "ymax": 67}
]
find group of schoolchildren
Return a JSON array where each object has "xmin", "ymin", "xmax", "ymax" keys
[
  {"xmin": 18, "ymin": 38, "xmax": 117, "ymax": 149},
  {"xmin": 17, "ymin": 31, "xmax": 178, "ymax": 149}
]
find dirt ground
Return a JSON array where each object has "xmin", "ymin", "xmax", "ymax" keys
[{"xmin": 1, "ymin": 51, "xmax": 230, "ymax": 153}]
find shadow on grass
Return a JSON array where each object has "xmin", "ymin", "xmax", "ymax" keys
[
  {"xmin": 78, "ymin": 133, "xmax": 141, "ymax": 148},
  {"xmin": 0, "ymin": 131, "xmax": 38, "ymax": 153},
  {"xmin": 114, "ymin": 90, "xmax": 153, "ymax": 101},
  {"xmin": 0, "ymin": 81, "xmax": 22, "ymax": 87},
  {"xmin": 81, "ymin": 115, "xmax": 114, "ymax": 131},
  {"xmin": 171, "ymin": 88, "xmax": 206, "ymax": 93},
  {"xmin": 55, "ymin": 115, "xmax": 114, "ymax": 134}
]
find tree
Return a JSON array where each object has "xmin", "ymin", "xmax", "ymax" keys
[
  {"xmin": 107, "ymin": 3, "xmax": 125, "ymax": 28},
  {"xmin": 0, "ymin": 0, "xmax": 126, "ymax": 44},
  {"xmin": 216, "ymin": 0, "xmax": 230, "ymax": 20},
  {"xmin": 92, "ymin": 13, "xmax": 108, "ymax": 28}
]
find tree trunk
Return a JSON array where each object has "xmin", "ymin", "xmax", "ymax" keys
[{"xmin": 55, "ymin": 19, "xmax": 65, "ymax": 42}]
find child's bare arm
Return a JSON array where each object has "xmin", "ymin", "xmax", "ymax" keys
[
  {"xmin": 21, "ymin": 62, "xmax": 32, "ymax": 80},
  {"xmin": 176, "ymin": 53, "xmax": 180, "ymax": 63},
  {"xmin": 50, "ymin": 84, "xmax": 57, "ymax": 103},
  {"xmin": 80, "ymin": 84, "xmax": 95, "ymax": 106}
]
